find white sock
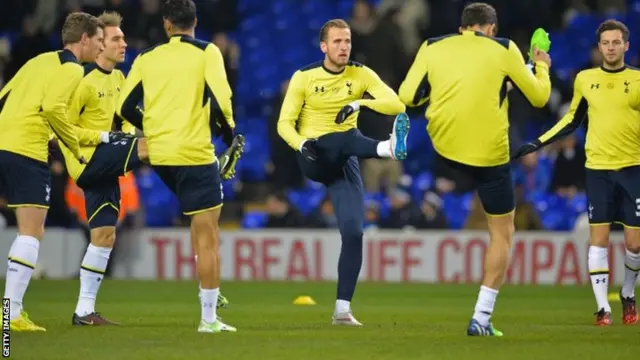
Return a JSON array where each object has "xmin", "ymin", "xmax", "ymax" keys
[
  {"xmin": 335, "ymin": 299, "xmax": 350, "ymax": 314},
  {"xmin": 75, "ymin": 244, "xmax": 111, "ymax": 316},
  {"xmin": 376, "ymin": 141, "xmax": 392, "ymax": 158},
  {"xmin": 622, "ymin": 249, "xmax": 640, "ymax": 298},
  {"xmin": 7, "ymin": 235, "xmax": 17, "ymax": 267},
  {"xmin": 472, "ymin": 285, "xmax": 498, "ymax": 327},
  {"xmin": 200, "ymin": 288, "xmax": 219, "ymax": 323},
  {"xmin": 588, "ymin": 245, "xmax": 611, "ymax": 312},
  {"xmin": 4, "ymin": 235, "xmax": 39, "ymax": 320}
]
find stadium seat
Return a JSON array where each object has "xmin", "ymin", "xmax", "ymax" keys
[{"xmin": 241, "ymin": 211, "xmax": 268, "ymax": 228}]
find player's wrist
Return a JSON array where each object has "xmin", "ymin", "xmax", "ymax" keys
[
  {"xmin": 348, "ymin": 101, "xmax": 361, "ymax": 111},
  {"xmin": 298, "ymin": 140, "xmax": 307, "ymax": 152},
  {"xmin": 100, "ymin": 132, "xmax": 110, "ymax": 144}
]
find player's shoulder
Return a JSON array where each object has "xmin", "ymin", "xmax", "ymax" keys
[
  {"xmin": 576, "ymin": 67, "xmax": 600, "ymax": 80},
  {"xmin": 471, "ymin": 32, "xmax": 512, "ymax": 50},
  {"xmin": 424, "ymin": 33, "xmax": 460, "ymax": 47},
  {"xmin": 626, "ymin": 64, "xmax": 640, "ymax": 74},
  {"xmin": 56, "ymin": 49, "xmax": 81, "ymax": 65},
  {"xmin": 178, "ymin": 35, "xmax": 213, "ymax": 51},
  {"xmin": 298, "ymin": 60, "xmax": 324, "ymax": 73}
]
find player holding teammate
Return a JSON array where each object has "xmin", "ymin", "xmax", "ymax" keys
[
  {"xmin": 52, "ymin": 11, "xmax": 145, "ymax": 326},
  {"xmin": 0, "ymin": 12, "xmax": 104, "ymax": 332},
  {"xmin": 117, "ymin": 0, "xmax": 238, "ymax": 333},
  {"xmin": 399, "ymin": 3, "xmax": 551, "ymax": 336},
  {"xmin": 278, "ymin": 19, "xmax": 408, "ymax": 326},
  {"xmin": 514, "ymin": 20, "xmax": 640, "ymax": 326}
]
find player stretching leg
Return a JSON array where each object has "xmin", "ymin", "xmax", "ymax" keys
[
  {"xmin": 118, "ymin": 0, "xmax": 237, "ymax": 333},
  {"xmin": 516, "ymin": 20, "xmax": 640, "ymax": 326},
  {"xmin": 48, "ymin": 12, "xmax": 144, "ymax": 326},
  {"xmin": 278, "ymin": 19, "xmax": 408, "ymax": 326},
  {"xmin": 399, "ymin": 2, "xmax": 551, "ymax": 336},
  {"xmin": 0, "ymin": 13, "xmax": 104, "ymax": 332}
]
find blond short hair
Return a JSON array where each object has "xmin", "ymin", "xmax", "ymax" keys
[{"xmin": 98, "ymin": 11, "xmax": 123, "ymax": 28}]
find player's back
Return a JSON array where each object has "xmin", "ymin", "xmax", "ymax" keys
[
  {"xmin": 0, "ymin": 51, "xmax": 79, "ymax": 162},
  {"xmin": 425, "ymin": 32, "xmax": 514, "ymax": 166},
  {"xmin": 407, "ymin": 30, "xmax": 549, "ymax": 167},
  {"xmin": 130, "ymin": 35, "xmax": 215, "ymax": 166}
]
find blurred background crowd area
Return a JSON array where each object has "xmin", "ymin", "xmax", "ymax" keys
[{"xmin": 0, "ymin": 0, "xmax": 639, "ymax": 233}]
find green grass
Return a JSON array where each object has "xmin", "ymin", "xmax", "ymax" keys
[{"xmin": 6, "ymin": 280, "xmax": 640, "ymax": 359}]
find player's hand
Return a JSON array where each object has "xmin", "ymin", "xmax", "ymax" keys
[
  {"xmin": 299, "ymin": 139, "xmax": 318, "ymax": 162},
  {"xmin": 100, "ymin": 131, "xmax": 133, "ymax": 144},
  {"xmin": 511, "ymin": 140, "xmax": 541, "ymax": 160},
  {"xmin": 335, "ymin": 102, "xmax": 360, "ymax": 124},
  {"xmin": 219, "ymin": 134, "xmax": 245, "ymax": 180},
  {"xmin": 532, "ymin": 49, "xmax": 552, "ymax": 68}
]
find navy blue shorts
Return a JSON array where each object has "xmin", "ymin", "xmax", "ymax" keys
[
  {"xmin": 441, "ymin": 156, "xmax": 515, "ymax": 216},
  {"xmin": 76, "ymin": 137, "xmax": 142, "ymax": 228},
  {"xmin": 0, "ymin": 150, "xmax": 51, "ymax": 209},
  {"xmin": 586, "ymin": 166, "xmax": 640, "ymax": 227},
  {"xmin": 153, "ymin": 161, "xmax": 223, "ymax": 215}
]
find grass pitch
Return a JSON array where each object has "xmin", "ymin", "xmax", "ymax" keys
[{"xmin": 6, "ymin": 280, "xmax": 640, "ymax": 360}]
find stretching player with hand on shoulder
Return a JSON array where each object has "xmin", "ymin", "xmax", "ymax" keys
[
  {"xmin": 52, "ymin": 11, "xmax": 146, "ymax": 326},
  {"xmin": 0, "ymin": 12, "xmax": 105, "ymax": 332},
  {"xmin": 514, "ymin": 20, "xmax": 640, "ymax": 326},
  {"xmin": 399, "ymin": 2, "xmax": 551, "ymax": 336},
  {"xmin": 118, "ymin": 0, "xmax": 239, "ymax": 333},
  {"xmin": 278, "ymin": 19, "xmax": 408, "ymax": 326}
]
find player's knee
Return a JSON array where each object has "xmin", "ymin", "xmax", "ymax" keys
[
  {"xmin": 624, "ymin": 229, "xmax": 640, "ymax": 252},
  {"xmin": 339, "ymin": 219, "xmax": 363, "ymax": 243},
  {"xmin": 486, "ymin": 213, "xmax": 514, "ymax": 245},
  {"xmin": 137, "ymin": 138, "xmax": 149, "ymax": 162},
  {"xmin": 589, "ymin": 225, "xmax": 610, "ymax": 247},
  {"xmin": 90, "ymin": 227, "xmax": 116, "ymax": 247},
  {"xmin": 16, "ymin": 207, "xmax": 47, "ymax": 239}
]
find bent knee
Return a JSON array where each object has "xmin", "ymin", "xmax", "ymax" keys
[{"xmin": 91, "ymin": 227, "xmax": 116, "ymax": 247}]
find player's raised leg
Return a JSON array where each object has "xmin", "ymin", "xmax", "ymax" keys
[
  {"xmin": 337, "ymin": 113, "xmax": 410, "ymax": 161},
  {"xmin": 328, "ymin": 158, "xmax": 365, "ymax": 326}
]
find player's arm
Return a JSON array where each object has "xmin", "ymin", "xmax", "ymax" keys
[
  {"xmin": 505, "ymin": 41, "xmax": 551, "ymax": 108},
  {"xmin": 277, "ymin": 70, "xmax": 307, "ymax": 151},
  {"xmin": 116, "ymin": 57, "xmax": 144, "ymax": 130},
  {"xmin": 205, "ymin": 44, "xmax": 235, "ymax": 146},
  {"xmin": 512, "ymin": 75, "xmax": 586, "ymax": 159},
  {"xmin": 66, "ymin": 82, "xmax": 105, "ymax": 145},
  {"xmin": 398, "ymin": 41, "xmax": 430, "ymax": 107},
  {"xmin": 42, "ymin": 63, "xmax": 83, "ymax": 160},
  {"xmin": 357, "ymin": 66, "xmax": 405, "ymax": 114}
]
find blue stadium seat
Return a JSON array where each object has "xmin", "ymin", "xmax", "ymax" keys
[{"xmin": 242, "ymin": 211, "xmax": 268, "ymax": 228}]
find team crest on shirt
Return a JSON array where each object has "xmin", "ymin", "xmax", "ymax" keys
[
  {"xmin": 345, "ymin": 81, "xmax": 353, "ymax": 95},
  {"xmin": 624, "ymin": 81, "xmax": 630, "ymax": 94}
]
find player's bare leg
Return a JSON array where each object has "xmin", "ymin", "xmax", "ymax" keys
[
  {"xmin": 588, "ymin": 224, "xmax": 612, "ymax": 326},
  {"xmin": 620, "ymin": 226, "xmax": 640, "ymax": 324},
  {"xmin": 5, "ymin": 207, "xmax": 47, "ymax": 331},
  {"xmin": 72, "ymin": 226, "xmax": 119, "ymax": 325},
  {"xmin": 191, "ymin": 208, "xmax": 236, "ymax": 333},
  {"xmin": 468, "ymin": 212, "xmax": 513, "ymax": 336},
  {"xmin": 136, "ymin": 137, "xmax": 149, "ymax": 163},
  {"xmin": 191, "ymin": 203, "xmax": 229, "ymax": 309}
]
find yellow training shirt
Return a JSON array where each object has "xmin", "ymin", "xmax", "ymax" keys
[
  {"xmin": 0, "ymin": 49, "xmax": 83, "ymax": 163},
  {"xmin": 117, "ymin": 34, "xmax": 234, "ymax": 166},
  {"xmin": 60, "ymin": 63, "xmax": 137, "ymax": 180},
  {"xmin": 539, "ymin": 66, "xmax": 640, "ymax": 170},
  {"xmin": 277, "ymin": 61, "xmax": 405, "ymax": 151},
  {"xmin": 399, "ymin": 31, "xmax": 551, "ymax": 167}
]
